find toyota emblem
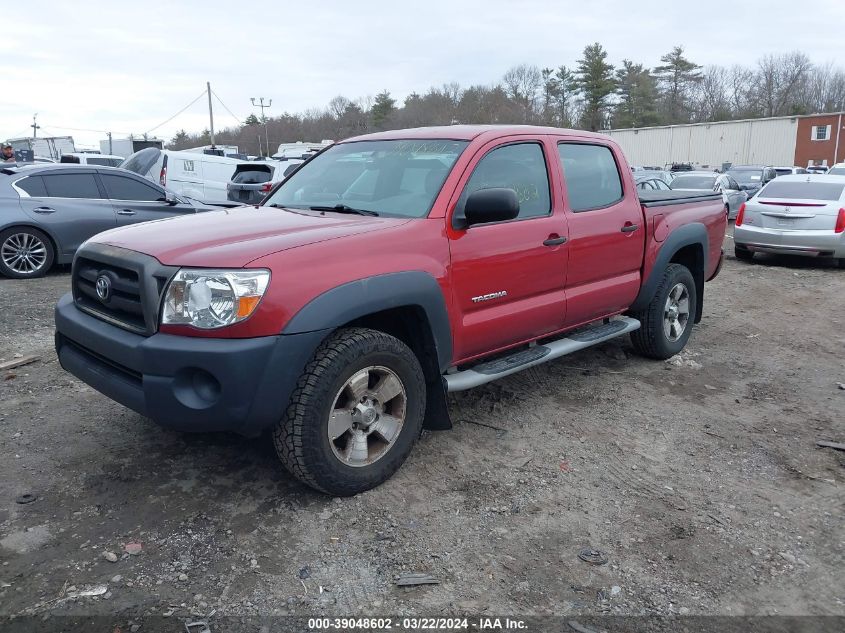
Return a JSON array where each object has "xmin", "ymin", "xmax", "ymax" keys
[{"xmin": 95, "ymin": 275, "xmax": 112, "ymax": 302}]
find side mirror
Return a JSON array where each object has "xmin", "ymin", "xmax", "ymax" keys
[{"xmin": 462, "ymin": 188, "xmax": 520, "ymax": 228}]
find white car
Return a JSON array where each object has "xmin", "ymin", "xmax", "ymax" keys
[
  {"xmin": 827, "ymin": 163, "xmax": 845, "ymax": 176},
  {"xmin": 774, "ymin": 166, "xmax": 809, "ymax": 176},
  {"xmin": 670, "ymin": 171, "xmax": 747, "ymax": 219},
  {"xmin": 59, "ymin": 152, "xmax": 124, "ymax": 167},
  {"xmin": 734, "ymin": 175, "xmax": 845, "ymax": 267}
]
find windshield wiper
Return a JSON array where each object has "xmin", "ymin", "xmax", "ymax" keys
[{"xmin": 308, "ymin": 204, "xmax": 379, "ymax": 216}]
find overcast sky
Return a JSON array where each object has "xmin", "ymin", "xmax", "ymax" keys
[{"xmin": 3, "ymin": 0, "xmax": 844, "ymax": 148}]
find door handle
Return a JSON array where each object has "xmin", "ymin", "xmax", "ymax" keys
[
  {"xmin": 33, "ymin": 206, "xmax": 55, "ymax": 214},
  {"xmin": 620, "ymin": 223, "xmax": 639, "ymax": 233},
  {"xmin": 543, "ymin": 235, "xmax": 568, "ymax": 246},
  {"xmin": 116, "ymin": 209, "xmax": 136, "ymax": 216}
]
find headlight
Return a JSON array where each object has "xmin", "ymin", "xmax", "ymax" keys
[{"xmin": 161, "ymin": 269, "xmax": 271, "ymax": 329}]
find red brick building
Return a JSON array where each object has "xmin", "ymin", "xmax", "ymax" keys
[{"xmin": 794, "ymin": 112, "xmax": 845, "ymax": 167}]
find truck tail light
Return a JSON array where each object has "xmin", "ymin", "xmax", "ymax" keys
[
  {"xmin": 835, "ymin": 208, "xmax": 845, "ymax": 233},
  {"xmin": 159, "ymin": 166, "xmax": 167, "ymax": 187},
  {"xmin": 735, "ymin": 203, "xmax": 746, "ymax": 226}
]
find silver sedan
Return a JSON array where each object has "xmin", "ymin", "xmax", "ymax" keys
[
  {"xmin": 670, "ymin": 171, "xmax": 747, "ymax": 219},
  {"xmin": 733, "ymin": 175, "xmax": 845, "ymax": 268}
]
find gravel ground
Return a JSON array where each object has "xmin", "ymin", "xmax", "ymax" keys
[{"xmin": 1, "ymin": 231, "xmax": 843, "ymax": 629}]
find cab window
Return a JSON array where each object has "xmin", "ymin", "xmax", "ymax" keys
[
  {"xmin": 558, "ymin": 143, "xmax": 623, "ymax": 211},
  {"xmin": 455, "ymin": 143, "xmax": 551, "ymax": 221}
]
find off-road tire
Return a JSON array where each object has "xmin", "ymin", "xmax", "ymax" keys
[
  {"xmin": 734, "ymin": 245, "xmax": 754, "ymax": 262},
  {"xmin": 0, "ymin": 227, "xmax": 55, "ymax": 279},
  {"xmin": 629, "ymin": 263, "xmax": 698, "ymax": 360},
  {"xmin": 273, "ymin": 327, "xmax": 426, "ymax": 496}
]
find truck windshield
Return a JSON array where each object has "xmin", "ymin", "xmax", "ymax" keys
[{"xmin": 262, "ymin": 139, "xmax": 469, "ymax": 218}]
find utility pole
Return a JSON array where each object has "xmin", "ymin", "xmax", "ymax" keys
[
  {"xmin": 207, "ymin": 81, "xmax": 216, "ymax": 148},
  {"xmin": 251, "ymin": 97, "xmax": 272, "ymax": 156},
  {"xmin": 107, "ymin": 131, "xmax": 113, "ymax": 155},
  {"xmin": 31, "ymin": 113, "xmax": 40, "ymax": 138}
]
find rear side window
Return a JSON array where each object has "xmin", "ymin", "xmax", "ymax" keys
[
  {"xmin": 458, "ymin": 143, "xmax": 551, "ymax": 219},
  {"xmin": 16, "ymin": 175, "xmax": 47, "ymax": 197},
  {"xmin": 101, "ymin": 174, "xmax": 164, "ymax": 201},
  {"xmin": 759, "ymin": 181, "xmax": 845, "ymax": 201},
  {"xmin": 558, "ymin": 143, "xmax": 623, "ymax": 212},
  {"xmin": 42, "ymin": 173, "xmax": 102, "ymax": 199}
]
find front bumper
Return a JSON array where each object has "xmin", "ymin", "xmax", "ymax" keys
[
  {"xmin": 734, "ymin": 225, "xmax": 845, "ymax": 258},
  {"xmin": 55, "ymin": 293, "xmax": 329, "ymax": 436}
]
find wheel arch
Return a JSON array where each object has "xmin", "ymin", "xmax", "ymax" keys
[
  {"xmin": 630, "ymin": 223, "xmax": 708, "ymax": 324},
  {"xmin": 282, "ymin": 272, "xmax": 454, "ymax": 430}
]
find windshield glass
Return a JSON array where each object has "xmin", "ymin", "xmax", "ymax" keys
[
  {"xmin": 727, "ymin": 169, "xmax": 762, "ymax": 185},
  {"xmin": 670, "ymin": 175, "xmax": 717, "ymax": 190},
  {"xmin": 262, "ymin": 139, "xmax": 469, "ymax": 218},
  {"xmin": 827, "ymin": 167, "xmax": 845, "ymax": 176}
]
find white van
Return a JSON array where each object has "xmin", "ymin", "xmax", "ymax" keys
[
  {"xmin": 120, "ymin": 147, "xmax": 252, "ymax": 203},
  {"xmin": 59, "ymin": 152, "xmax": 124, "ymax": 167}
]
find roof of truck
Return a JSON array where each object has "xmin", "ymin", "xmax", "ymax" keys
[{"xmin": 343, "ymin": 125, "xmax": 611, "ymax": 143}]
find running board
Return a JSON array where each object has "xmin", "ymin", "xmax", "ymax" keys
[{"xmin": 444, "ymin": 316, "xmax": 641, "ymax": 392}]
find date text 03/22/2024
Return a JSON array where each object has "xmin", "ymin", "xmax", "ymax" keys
[{"xmin": 307, "ymin": 617, "xmax": 528, "ymax": 630}]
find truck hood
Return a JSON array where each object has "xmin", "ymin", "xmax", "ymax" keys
[{"xmin": 94, "ymin": 206, "xmax": 411, "ymax": 268}]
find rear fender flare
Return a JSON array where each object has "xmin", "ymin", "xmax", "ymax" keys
[{"xmin": 630, "ymin": 223, "xmax": 708, "ymax": 316}]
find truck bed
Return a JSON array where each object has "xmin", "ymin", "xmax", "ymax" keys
[{"xmin": 638, "ymin": 190, "xmax": 722, "ymax": 207}]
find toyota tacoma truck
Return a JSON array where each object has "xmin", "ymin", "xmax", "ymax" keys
[{"xmin": 55, "ymin": 126, "xmax": 726, "ymax": 496}]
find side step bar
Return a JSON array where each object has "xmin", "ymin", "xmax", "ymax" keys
[{"xmin": 444, "ymin": 316, "xmax": 641, "ymax": 392}]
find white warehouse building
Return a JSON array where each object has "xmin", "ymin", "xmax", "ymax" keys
[{"xmin": 605, "ymin": 112, "xmax": 845, "ymax": 169}]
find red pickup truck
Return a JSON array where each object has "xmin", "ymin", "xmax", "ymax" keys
[{"xmin": 55, "ymin": 126, "xmax": 726, "ymax": 495}]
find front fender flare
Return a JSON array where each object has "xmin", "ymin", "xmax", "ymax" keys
[{"xmin": 282, "ymin": 271, "xmax": 453, "ymax": 372}]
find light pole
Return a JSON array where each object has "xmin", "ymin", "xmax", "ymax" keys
[{"xmin": 250, "ymin": 97, "xmax": 272, "ymax": 157}]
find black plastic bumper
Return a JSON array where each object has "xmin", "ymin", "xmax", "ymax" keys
[{"xmin": 55, "ymin": 293, "xmax": 329, "ymax": 436}]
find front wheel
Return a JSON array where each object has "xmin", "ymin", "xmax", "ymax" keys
[
  {"xmin": 273, "ymin": 328, "xmax": 426, "ymax": 496},
  {"xmin": 630, "ymin": 263, "xmax": 698, "ymax": 360},
  {"xmin": 0, "ymin": 227, "xmax": 55, "ymax": 279}
]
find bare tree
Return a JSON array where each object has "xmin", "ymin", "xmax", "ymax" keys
[
  {"xmin": 502, "ymin": 64, "xmax": 543, "ymax": 122},
  {"xmin": 755, "ymin": 52, "xmax": 813, "ymax": 116}
]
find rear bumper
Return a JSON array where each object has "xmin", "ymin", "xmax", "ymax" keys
[
  {"xmin": 55, "ymin": 293, "xmax": 329, "ymax": 436},
  {"xmin": 734, "ymin": 225, "xmax": 845, "ymax": 258}
]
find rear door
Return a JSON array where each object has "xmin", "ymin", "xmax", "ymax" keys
[
  {"xmin": 100, "ymin": 172, "xmax": 198, "ymax": 226},
  {"xmin": 16, "ymin": 170, "xmax": 116, "ymax": 258},
  {"xmin": 556, "ymin": 141, "xmax": 645, "ymax": 327},
  {"xmin": 446, "ymin": 137, "xmax": 569, "ymax": 362}
]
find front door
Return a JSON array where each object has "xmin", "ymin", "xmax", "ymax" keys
[
  {"xmin": 556, "ymin": 141, "xmax": 645, "ymax": 327},
  {"xmin": 99, "ymin": 172, "xmax": 197, "ymax": 226},
  {"xmin": 447, "ymin": 138, "xmax": 569, "ymax": 363}
]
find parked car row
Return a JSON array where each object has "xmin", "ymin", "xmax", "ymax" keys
[{"xmin": 0, "ymin": 163, "xmax": 215, "ymax": 278}]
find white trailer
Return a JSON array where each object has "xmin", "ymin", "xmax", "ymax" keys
[
  {"xmin": 8, "ymin": 136, "xmax": 75, "ymax": 161},
  {"xmin": 100, "ymin": 137, "xmax": 164, "ymax": 158}
]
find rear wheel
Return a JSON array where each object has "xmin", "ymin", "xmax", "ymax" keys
[
  {"xmin": 734, "ymin": 245, "xmax": 754, "ymax": 262},
  {"xmin": 0, "ymin": 227, "xmax": 55, "ymax": 279},
  {"xmin": 630, "ymin": 263, "xmax": 697, "ymax": 360},
  {"xmin": 273, "ymin": 328, "xmax": 426, "ymax": 496}
]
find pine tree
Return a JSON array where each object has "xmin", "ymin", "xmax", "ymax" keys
[
  {"xmin": 613, "ymin": 60, "xmax": 659, "ymax": 128},
  {"xmin": 576, "ymin": 43, "xmax": 616, "ymax": 131},
  {"xmin": 654, "ymin": 46, "xmax": 702, "ymax": 124},
  {"xmin": 371, "ymin": 91, "xmax": 397, "ymax": 129}
]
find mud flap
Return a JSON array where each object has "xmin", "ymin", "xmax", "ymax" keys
[{"xmin": 422, "ymin": 376, "xmax": 452, "ymax": 430}]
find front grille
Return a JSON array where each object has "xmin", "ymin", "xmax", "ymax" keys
[
  {"xmin": 76, "ymin": 258, "xmax": 146, "ymax": 333},
  {"xmin": 72, "ymin": 243, "xmax": 178, "ymax": 336}
]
